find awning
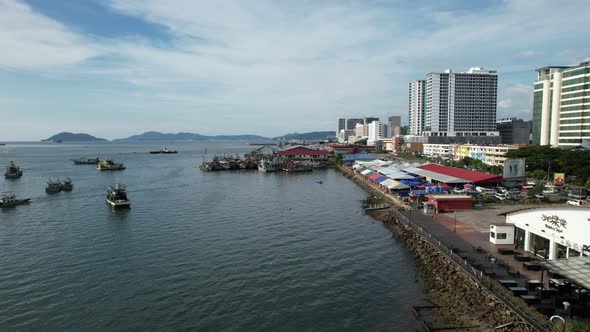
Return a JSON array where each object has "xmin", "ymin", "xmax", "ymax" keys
[
  {"xmin": 360, "ymin": 169, "xmax": 373, "ymax": 176},
  {"xmin": 542, "ymin": 256, "xmax": 590, "ymax": 290},
  {"xmin": 369, "ymin": 173, "xmax": 382, "ymax": 181},
  {"xmin": 381, "ymin": 179, "xmax": 410, "ymax": 190},
  {"xmin": 375, "ymin": 176, "xmax": 389, "ymax": 183}
]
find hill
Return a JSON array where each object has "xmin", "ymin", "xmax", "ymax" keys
[
  {"xmin": 43, "ymin": 132, "xmax": 107, "ymax": 142},
  {"xmin": 115, "ymin": 131, "xmax": 271, "ymax": 141},
  {"xmin": 273, "ymin": 131, "xmax": 335, "ymax": 141}
]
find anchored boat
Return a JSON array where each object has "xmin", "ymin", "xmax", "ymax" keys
[
  {"xmin": 46, "ymin": 178, "xmax": 63, "ymax": 193},
  {"xmin": 0, "ymin": 192, "xmax": 30, "ymax": 208},
  {"xmin": 72, "ymin": 157, "xmax": 99, "ymax": 165},
  {"xmin": 97, "ymin": 159, "xmax": 125, "ymax": 171},
  {"xmin": 4, "ymin": 161, "xmax": 23, "ymax": 178},
  {"xmin": 258, "ymin": 159, "xmax": 276, "ymax": 172},
  {"xmin": 149, "ymin": 148, "xmax": 178, "ymax": 154},
  {"xmin": 62, "ymin": 177, "xmax": 73, "ymax": 191},
  {"xmin": 106, "ymin": 182, "xmax": 130, "ymax": 208}
]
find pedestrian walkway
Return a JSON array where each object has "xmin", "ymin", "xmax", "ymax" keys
[{"xmin": 401, "ymin": 208, "xmax": 551, "ymax": 289}]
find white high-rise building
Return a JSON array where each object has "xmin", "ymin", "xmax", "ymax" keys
[
  {"xmin": 409, "ymin": 80, "xmax": 425, "ymax": 135},
  {"xmin": 532, "ymin": 61, "xmax": 590, "ymax": 147},
  {"xmin": 367, "ymin": 121, "xmax": 390, "ymax": 145},
  {"xmin": 424, "ymin": 67, "xmax": 498, "ymax": 137}
]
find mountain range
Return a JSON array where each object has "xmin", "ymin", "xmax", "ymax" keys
[{"xmin": 43, "ymin": 131, "xmax": 335, "ymax": 142}]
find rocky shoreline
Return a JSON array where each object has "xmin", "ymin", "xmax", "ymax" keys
[{"xmin": 342, "ymin": 168, "xmax": 531, "ymax": 331}]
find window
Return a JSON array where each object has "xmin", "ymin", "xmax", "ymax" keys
[
  {"xmin": 497, "ymin": 233, "xmax": 507, "ymax": 240},
  {"xmin": 490, "ymin": 231, "xmax": 495, "ymax": 238}
]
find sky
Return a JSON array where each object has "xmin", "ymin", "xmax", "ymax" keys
[{"xmin": 0, "ymin": 0, "xmax": 589, "ymax": 140}]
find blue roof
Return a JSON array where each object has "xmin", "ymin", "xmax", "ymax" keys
[
  {"xmin": 375, "ymin": 176, "xmax": 388, "ymax": 183},
  {"xmin": 344, "ymin": 153, "xmax": 380, "ymax": 161}
]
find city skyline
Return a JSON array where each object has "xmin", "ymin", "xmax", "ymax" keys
[{"xmin": 1, "ymin": 0, "xmax": 589, "ymax": 140}]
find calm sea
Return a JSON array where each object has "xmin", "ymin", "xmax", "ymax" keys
[{"xmin": 0, "ymin": 141, "xmax": 424, "ymax": 331}]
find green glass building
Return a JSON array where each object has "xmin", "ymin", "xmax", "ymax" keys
[{"xmin": 532, "ymin": 61, "xmax": 590, "ymax": 147}]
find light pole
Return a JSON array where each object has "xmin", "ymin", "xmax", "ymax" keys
[
  {"xmin": 453, "ymin": 211, "xmax": 457, "ymax": 233},
  {"xmin": 549, "ymin": 315, "xmax": 566, "ymax": 332},
  {"xmin": 490, "ymin": 257, "xmax": 496, "ymax": 275}
]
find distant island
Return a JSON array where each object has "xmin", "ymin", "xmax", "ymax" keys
[
  {"xmin": 43, "ymin": 132, "xmax": 107, "ymax": 142},
  {"xmin": 114, "ymin": 131, "xmax": 272, "ymax": 142},
  {"xmin": 273, "ymin": 131, "xmax": 336, "ymax": 141}
]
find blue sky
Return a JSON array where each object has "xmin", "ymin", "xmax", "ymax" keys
[{"xmin": 0, "ymin": 0, "xmax": 589, "ymax": 140}]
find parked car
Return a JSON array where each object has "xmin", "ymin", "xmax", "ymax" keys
[
  {"xmin": 495, "ymin": 193, "xmax": 509, "ymax": 201},
  {"xmin": 567, "ymin": 199, "xmax": 585, "ymax": 206},
  {"xmin": 535, "ymin": 193, "xmax": 545, "ymax": 199}
]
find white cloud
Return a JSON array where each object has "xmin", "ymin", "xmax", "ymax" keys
[
  {"xmin": 498, "ymin": 84, "xmax": 533, "ymax": 120},
  {"xmin": 1, "ymin": 0, "xmax": 590, "ymax": 139},
  {"xmin": 0, "ymin": 0, "xmax": 99, "ymax": 69}
]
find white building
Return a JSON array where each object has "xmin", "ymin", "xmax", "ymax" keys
[
  {"xmin": 502, "ymin": 207, "xmax": 590, "ymax": 260},
  {"xmin": 423, "ymin": 144, "xmax": 452, "ymax": 159},
  {"xmin": 355, "ymin": 123, "xmax": 367, "ymax": 137},
  {"xmin": 424, "ymin": 67, "xmax": 499, "ymax": 138},
  {"xmin": 409, "ymin": 80, "xmax": 426, "ymax": 135},
  {"xmin": 532, "ymin": 61, "xmax": 590, "ymax": 147},
  {"xmin": 337, "ymin": 129, "xmax": 355, "ymax": 143},
  {"xmin": 368, "ymin": 121, "xmax": 390, "ymax": 145}
]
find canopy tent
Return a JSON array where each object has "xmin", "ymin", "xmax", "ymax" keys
[
  {"xmin": 344, "ymin": 153, "xmax": 381, "ymax": 162},
  {"xmin": 381, "ymin": 179, "xmax": 410, "ymax": 190},
  {"xmin": 369, "ymin": 173, "xmax": 383, "ymax": 181},
  {"xmin": 542, "ymin": 256, "xmax": 590, "ymax": 290},
  {"xmin": 376, "ymin": 167, "xmax": 416, "ymax": 180},
  {"xmin": 375, "ymin": 176, "xmax": 389, "ymax": 183},
  {"xmin": 399, "ymin": 179, "xmax": 425, "ymax": 187},
  {"xmin": 360, "ymin": 169, "xmax": 373, "ymax": 176}
]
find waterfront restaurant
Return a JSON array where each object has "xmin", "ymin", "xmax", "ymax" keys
[{"xmin": 500, "ymin": 207, "xmax": 590, "ymax": 260}]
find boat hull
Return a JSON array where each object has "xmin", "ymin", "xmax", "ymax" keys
[
  {"xmin": 106, "ymin": 198, "xmax": 131, "ymax": 208},
  {"xmin": 0, "ymin": 198, "xmax": 31, "ymax": 208}
]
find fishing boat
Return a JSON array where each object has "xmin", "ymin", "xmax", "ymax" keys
[
  {"xmin": 4, "ymin": 161, "xmax": 23, "ymax": 178},
  {"xmin": 62, "ymin": 177, "xmax": 73, "ymax": 191},
  {"xmin": 314, "ymin": 180, "xmax": 323, "ymax": 184},
  {"xmin": 45, "ymin": 178, "xmax": 63, "ymax": 193},
  {"xmin": 0, "ymin": 192, "xmax": 31, "ymax": 208},
  {"xmin": 72, "ymin": 157, "xmax": 99, "ymax": 165},
  {"xmin": 106, "ymin": 182, "xmax": 130, "ymax": 208},
  {"xmin": 282, "ymin": 160, "xmax": 312, "ymax": 172},
  {"xmin": 97, "ymin": 159, "xmax": 125, "ymax": 171},
  {"xmin": 149, "ymin": 148, "xmax": 178, "ymax": 154},
  {"xmin": 258, "ymin": 159, "xmax": 276, "ymax": 172}
]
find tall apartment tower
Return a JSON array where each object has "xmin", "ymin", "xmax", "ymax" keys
[
  {"xmin": 388, "ymin": 116, "xmax": 401, "ymax": 136},
  {"xmin": 424, "ymin": 67, "xmax": 498, "ymax": 137},
  {"xmin": 497, "ymin": 118, "xmax": 532, "ymax": 144},
  {"xmin": 336, "ymin": 118, "xmax": 346, "ymax": 136},
  {"xmin": 532, "ymin": 61, "xmax": 590, "ymax": 147},
  {"xmin": 409, "ymin": 80, "xmax": 425, "ymax": 135},
  {"xmin": 346, "ymin": 118, "xmax": 364, "ymax": 130},
  {"xmin": 364, "ymin": 117, "xmax": 379, "ymax": 125}
]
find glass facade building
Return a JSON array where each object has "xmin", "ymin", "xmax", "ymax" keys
[{"xmin": 532, "ymin": 61, "xmax": 590, "ymax": 147}]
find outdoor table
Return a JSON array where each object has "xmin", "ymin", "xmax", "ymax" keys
[
  {"xmin": 514, "ymin": 254, "xmax": 531, "ymax": 262},
  {"xmin": 508, "ymin": 287, "xmax": 529, "ymax": 296},
  {"xmin": 523, "ymin": 262, "xmax": 542, "ymax": 271},
  {"xmin": 499, "ymin": 280, "xmax": 518, "ymax": 288},
  {"xmin": 498, "ymin": 248, "xmax": 514, "ymax": 255},
  {"xmin": 525, "ymin": 280, "xmax": 541, "ymax": 291},
  {"xmin": 520, "ymin": 295, "xmax": 541, "ymax": 305},
  {"xmin": 541, "ymin": 288, "xmax": 559, "ymax": 299},
  {"xmin": 547, "ymin": 271, "xmax": 564, "ymax": 279},
  {"xmin": 508, "ymin": 269, "xmax": 520, "ymax": 277}
]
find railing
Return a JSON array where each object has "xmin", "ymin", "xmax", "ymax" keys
[{"xmin": 390, "ymin": 209, "xmax": 558, "ymax": 332}]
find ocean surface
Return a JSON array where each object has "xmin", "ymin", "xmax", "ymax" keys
[{"xmin": 0, "ymin": 141, "xmax": 424, "ymax": 331}]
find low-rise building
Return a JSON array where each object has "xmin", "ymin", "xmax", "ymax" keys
[
  {"xmin": 424, "ymin": 143, "xmax": 520, "ymax": 166},
  {"xmin": 501, "ymin": 207, "xmax": 590, "ymax": 260}
]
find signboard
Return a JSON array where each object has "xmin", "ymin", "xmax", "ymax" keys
[
  {"xmin": 554, "ymin": 173, "xmax": 565, "ymax": 185},
  {"xmin": 503, "ymin": 158, "xmax": 525, "ymax": 179}
]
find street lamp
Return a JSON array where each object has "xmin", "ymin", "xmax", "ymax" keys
[
  {"xmin": 549, "ymin": 315, "xmax": 566, "ymax": 332},
  {"xmin": 490, "ymin": 257, "xmax": 496, "ymax": 275},
  {"xmin": 453, "ymin": 211, "xmax": 457, "ymax": 233}
]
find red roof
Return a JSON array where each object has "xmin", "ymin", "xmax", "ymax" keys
[
  {"xmin": 369, "ymin": 173, "xmax": 382, "ymax": 181},
  {"xmin": 418, "ymin": 163, "xmax": 502, "ymax": 184},
  {"xmin": 277, "ymin": 148, "xmax": 330, "ymax": 156}
]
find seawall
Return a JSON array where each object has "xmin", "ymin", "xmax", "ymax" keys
[{"xmin": 339, "ymin": 166, "xmax": 548, "ymax": 331}]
